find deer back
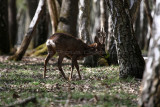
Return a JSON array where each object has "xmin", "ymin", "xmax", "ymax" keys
[{"xmin": 48, "ymin": 33, "xmax": 91, "ymax": 56}]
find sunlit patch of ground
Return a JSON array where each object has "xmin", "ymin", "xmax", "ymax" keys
[{"xmin": 0, "ymin": 56, "xmax": 141, "ymax": 107}]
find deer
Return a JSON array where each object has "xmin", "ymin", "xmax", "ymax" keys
[{"xmin": 44, "ymin": 32, "xmax": 109, "ymax": 80}]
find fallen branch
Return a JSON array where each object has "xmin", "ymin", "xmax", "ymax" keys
[{"xmin": 7, "ymin": 96, "xmax": 37, "ymax": 107}]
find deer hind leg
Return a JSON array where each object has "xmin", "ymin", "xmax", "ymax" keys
[
  {"xmin": 69, "ymin": 58, "xmax": 75, "ymax": 81},
  {"xmin": 74, "ymin": 60, "xmax": 81, "ymax": 80},
  {"xmin": 58, "ymin": 55, "xmax": 67, "ymax": 80},
  {"xmin": 43, "ymin": 46, "xmax": 55, "ymax": 78}
]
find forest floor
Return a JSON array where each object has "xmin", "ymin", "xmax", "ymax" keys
[{"xmin": 0, "ymin": 56, "xmax": 141, "ymax": 107}]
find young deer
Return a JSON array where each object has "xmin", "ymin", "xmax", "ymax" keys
[{"xmin": 44, "ymin": 33, "xmax": 107, "ymax": 80}]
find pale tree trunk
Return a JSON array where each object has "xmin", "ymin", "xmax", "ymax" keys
[
  {"xmin": 144, "ymin": 0, "xmax": 153, "ymax": 28},
  {"xmin": 99, "ymin": 0, "xmax": 112, "ymax": 66},
  {"xmin": 57, "ymin": 0, "xmax": 78, "ymax": 37},
  {"xmin": 107, "ymin": 0, "xmax": 145, "ymax": 78},
  {"xmin": 0, "ymin": 0, "xmax": 10, "ymax": 54},
  {"xmin": 134, "ymin": 1, "xmax": 149, "ymax": 51},
  {"xmin": 107, "ymin": 14, "xmax": 118, "ymax": 65},
  {"xmin": 139, "ymin": 1, "xmax": 160, "ymax": 106},
  {"xmin": 90, "ymin": 0, "xmax": 100, "ymax": 39},
  {"xmin": 78, "ymin": 0, "xmax": 93, "ymax": 66},
  {"xmin": 79, "ymin": 0, "xmax": 90, "ymax": 44},
  {"xmin": 47, "ymin": 0, "xmax": 59, "ymax": 34},
  {"xmin": 144, "ymin": 0, "xmax": 154, "ymax": 51},
  {"xmin": 8, "ymin": 0, "xmax": 46, "ymax": 61},
  {"xmin": 35, "ymin": 6, "xmax": 48, "ymax": 47},
  {"xmin": 8, "ymin": 0, "xmax": 17, "ymax": 48},
  {"xmin": 55, "ymin": 0, "xmax": 62, "ymax": 17},
  {"xmin": 104, "ymin": 0, "xmax": 118, "ymax": 65},
  {"xmin": 100, "ymin": 0, "xmax": 107, "ymax": 34}
]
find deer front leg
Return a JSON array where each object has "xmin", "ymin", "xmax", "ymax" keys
[
  {"xmin": 69, "ymin": 58, "xmax": 75, "ymax": 81},
  {"xmin": 44, "ymin": 52, "xmax": 54, "ymax": 78},
  {"xmin": 74, "ymin": 60, "xmax": 81, "ymax": 80},
  {"xmin": 58, "ymin": 55, "xmax": 67, "ymax": 80}
]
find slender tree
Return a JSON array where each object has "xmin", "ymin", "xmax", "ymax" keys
[
  {"xmin": 100, "ymin": 0, "xmax": 107, "ymax": 34},
  {"xmin": 107, "ymin": 14, "xmax": 118, "ymax": 65},
  {"xmin": 47, "ymin": 0, "xmax": 59, "ymax": 34},
  {"xmin": 79, "ymin": 0, "xmax": 91, "ymax": 44},
  {"xmin": 107, "ymin": 0, "xmax": 145, "ymax": 78},
  {"xmin": 144, "ymin": 0, "xmax": 154, "ymax": 50},
  {"xmin": 8, "ymin": 0, "xmax": 17, "ymax": 48},
  {"xmin": 0, "ymin": 0, "xmax": 10, "ymax": 54},
  {"xmin": 78, "ymin": 0, "xmax": 94, "ymax": 66},
  {"xmin": 35, "ymin": 3, "xmax": 48, "ymax": 47},
  {"xmin": 139, "ymin": 1, "xmax": 160, "ymax": 106}
]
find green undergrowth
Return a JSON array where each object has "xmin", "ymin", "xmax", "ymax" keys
[{"xmin": 0, "ymin": 57, "xmax": 141, "ymax": 107}]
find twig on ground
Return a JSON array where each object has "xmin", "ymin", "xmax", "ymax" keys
[{"xmin": 7, "ymin": 96, "xmax": 37, "ymax": 107}]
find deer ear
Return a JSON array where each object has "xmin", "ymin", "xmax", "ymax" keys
[{"xmin": 94, "ymin": 36, "xmax": 100, "ymax": 44}]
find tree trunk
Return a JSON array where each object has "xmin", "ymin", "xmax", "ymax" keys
[
  {"xmin": 47, "ymin": 0, "xmax": 59, "ymax": 34},
  {"xmin": 0, "ymin": 0, "xmax": 10, "ymax": 54},
  {"xmin": 8, "ymin": 0, "xmax": 46, "ymax": 61},
  {"xmin": 35, "ymin": 6, "xmax": 48, "ymax": 47},
  {"xmin": 78, "ymin": 0, "xmax": 93, "ymax": 66},
  {"xmin": 78, "ymin": 0, "xmax": 91, "ymax": 44},
  {"xmin": 144, "ymin": 0, "xmax": 154, "ymax": 51},
  {"xmin": 57, "ymin": 0, "xmax": 79, "ymax": 37},
  {"xmin": 100, "ymin": 0, "xmax": 107, "ymax": 35},
  {"xmin": 107, "ymin": 0, "xmax": 145, "ymax": 78},
  {"xmin": 107, "ymin": 14, "xmax": 118, "ymax": 65},
  {"xmin": 144, "ymin": 0, "xmax": 153, "ymax": 28},
  {"xmin": 8, "ymin": 0, "xmax": 17, "ymax": 48},
  {"xmin": 139, "ymin": 1, "xmax": 160, "ymax": 106},
  {"xmin": 127, "ymin": 0, "xmax": 142, "ymax": 23},
  {"xmin": 134, "ymin": 1, "xmax": 149, "ymax": 51}
]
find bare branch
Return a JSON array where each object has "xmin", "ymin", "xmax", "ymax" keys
[
  {"xmin": 8, "ymin": 0, "xmax": 46, "ymax": 61},
  {"xmin": 7, "ymin": 96, "xmax": 37, "ymax": 107}
]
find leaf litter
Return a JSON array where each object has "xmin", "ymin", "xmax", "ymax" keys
[{"xmin": 0, "ymin": 56, "xmax": 141, "ymax": 106}]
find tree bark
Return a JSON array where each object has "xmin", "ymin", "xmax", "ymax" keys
[
  {"xmin": 47, "ymin": 0, "xmax": 59, "ymax": 34},
  {"xmin": 78, "ymin": 0, "xmax": 93, "ymax": 66},
  {"xmin": 144, "ymin": 0, "xmax": 153, "ymax": 28},
  {"xmin": 107, "ymin": 14, "xmax": 118, "ymax": 65},
  {"xmin": 107, "ymin": 0, "xmax": 145, "ymax": 78},
  {"xmin": 8, "ymin": 0, "xmax": 17, "ymax": 48},
  {"xmin": 100, "ymin": 0, "xmax": 107, "ymax": 35},
  {"xmin": 127, "ymin": 0, "xmax": 142, "ymax": 23},
  {"xmin": 57, "ymin": 0, "xmax": 79, "ymax": 37},
  {"xmin": 79, "ymin": 0, "xmax": 91, "ymax": 44},
  {"xmin": 144, "ymin": 0, "xmax": 154, "ymax": 51},
  {"xmin": 8, "ymin": 0, "xmax": 46, "ymax": 61},
  {"xmin": 0, "ymin": 0, "xmax": 10, "ymax": 54},
  {"xmin": 139, "ymin": 1, "xmax": 160, "ymax": 106},
  {"xmin": 35, "ymin": 6, "xmax": 48, "ymax": 47}
]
